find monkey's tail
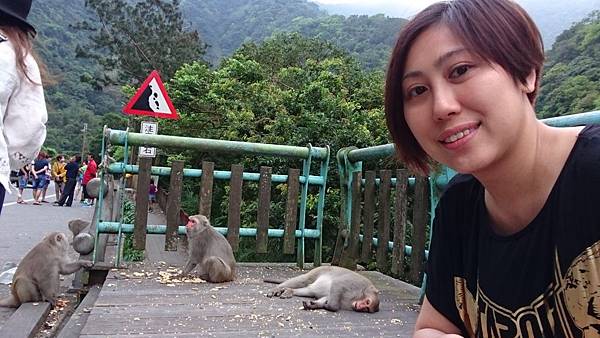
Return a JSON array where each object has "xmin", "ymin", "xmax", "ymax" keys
[
  {"xmin": 263, "ymin": 278, "xmax": 285, "ymax": 284},
  {"xmin": 0, "ymin": 295, "xmax": 19, "ymax": 308}
]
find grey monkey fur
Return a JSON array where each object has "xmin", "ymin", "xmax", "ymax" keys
[
  {"xmin": 182, "ymin": 215, "xmax": 236, "ymax": 283},
  {"xmin": 0, "ymin": 232, "xmax": 93, "ymax": 308}
]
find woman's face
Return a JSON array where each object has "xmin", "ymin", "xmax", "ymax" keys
[{"xmin": 401, "ymin": 24, "xmax": 534, "ymax": 175}]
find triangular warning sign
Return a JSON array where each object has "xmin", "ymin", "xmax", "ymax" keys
[{"xmin": 123, "ymin": 70, "xmax": 179, "ymax": 119}]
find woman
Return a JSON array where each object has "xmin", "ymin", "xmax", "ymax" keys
[
  {"xmin": 51, "ymin": 154, "xmax": 66, "ymax": 201},
  {"xmin": 385, "ymin": 0, "xmax": 599, "ymax": 336},
  {"xmin": 16, "ymin": 163, "xmax": 29, "ymax": 204},
  {"xmin": 0, "ymin": 0, "xmax": 48, "ymax": 214},
  {"xmin": 30, "ymin": 151, "xmax": 48, "ymax": 205}
]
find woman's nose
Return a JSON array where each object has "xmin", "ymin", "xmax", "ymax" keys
[{"xmin": 432, "ymin": 86, "xmax": 461, "ymax": 121}]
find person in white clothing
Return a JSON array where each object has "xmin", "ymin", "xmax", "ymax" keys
[{"xmin": 0, "ymin": 0, "xmax": 48, "ymax": 214}]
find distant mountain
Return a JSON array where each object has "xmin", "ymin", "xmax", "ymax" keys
[
  {"xmin": 311, "ymin": 0, "xmax": 600, "ymax": 48},
  {"xmin": 180, "ymin": 0, "xmax": 406, "ymax": 69}
]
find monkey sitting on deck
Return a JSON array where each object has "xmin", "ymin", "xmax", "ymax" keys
[
  {"xmin": 266, "ymin": 266, "xmax": 380, "ymax": 313},
  {"xmin": 181, "ymin": 214, "xmax": 236, "ymax": 283},
  {"xmin": 0, "ymin": 232, "xmax": 93, "ymax": 308}
]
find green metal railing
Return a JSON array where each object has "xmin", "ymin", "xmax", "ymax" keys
[
  {"xmin": 336, "ymin": 110, "xmax": 600, "ymax": 292},
  {"xmin": 94, "ymin": 127, "xmax": 330, "ymax": 268}
]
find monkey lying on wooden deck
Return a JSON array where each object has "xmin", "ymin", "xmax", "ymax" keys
[
  {"xmin": 266, "ymin": 266, "xmax": 380, "ymax": 313},
  {"xmin": 0, "ymin": 232, "xmax": 93, "ymax": 308},
  {"xmin": 181, "ymin": 214, "xmax": 236, "ymax": 283}
]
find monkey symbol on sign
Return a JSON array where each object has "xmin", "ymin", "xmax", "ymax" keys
[{"xmin": 139, "ymin": 121, "xmax": 158, "ymax": 158}]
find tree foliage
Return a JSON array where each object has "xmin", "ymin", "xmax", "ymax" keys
[
  {"xmin": 152, "ymin": 33, "xmax": 389, "ymax": 260},
  {"xmin": 77, "ymin": 0, "xmax": 207, "ymax": 86},
  {"xmin": 537, "ymin": 11, "xmax": 600, "ymax": 117}
]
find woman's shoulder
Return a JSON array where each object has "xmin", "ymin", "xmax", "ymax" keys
[{"xmin": 566, "ymin": 125, "xmax": 600, "ymax": 175}]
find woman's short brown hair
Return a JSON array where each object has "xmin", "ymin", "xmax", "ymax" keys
[{"xmin": 384, "ymin": 0, "xmax": 544, "ymax": 175}]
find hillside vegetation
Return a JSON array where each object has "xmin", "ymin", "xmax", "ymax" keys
[{"xmin": 27, "ymin": 0, "xmax": 599, "ymax": 156}]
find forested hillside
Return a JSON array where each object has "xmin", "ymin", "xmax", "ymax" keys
[
  {"xmin": 29, "ymin": 0, "xmax": 405, "ymax": 154},
  {"xmin": 29, "ymin": 0, "xmax": 120, "ymax": 154},
  {"xmin": 27, "ymin": 0, "xmax": 599, "ymax": 156},
  {"xmin": 537, "ymin": 11, "xmax": 600, "ymax": 117},
  {"xmin": 180, "ymin": 0, "xmax": 406, "ymax": 69}
]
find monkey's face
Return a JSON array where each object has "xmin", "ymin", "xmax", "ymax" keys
[
  {"xmin": 185, "ymin": 215, "xmax": 209, "ymax": 237},
  {"xmin": 353, "ymin": 291, "xmax": 380, "ymax": 313}
]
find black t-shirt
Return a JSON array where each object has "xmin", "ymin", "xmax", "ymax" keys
[
  {"xmin": 426, "ymin": 125, "xmax": 600, "ymax": 337},
  {"xmin": 65, "ymin": 162, "xmax": 79, "ymax": 179},
  {"xmin": 33, "ymin": 159, "xmax": 49, "ymax": 173}
]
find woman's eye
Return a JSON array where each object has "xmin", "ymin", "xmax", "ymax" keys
[
  {"xmin": 408, "ymin": 86, "xmax": 428, "ymax": 97},
  {"xmin": 450, "ymin": 65, "xmax": 471, "ymax": 79}
]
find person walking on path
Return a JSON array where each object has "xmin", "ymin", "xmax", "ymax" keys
[
  {"xmin": 148, "ymin": 178, "xmax": 157, "ymax": 212},
  {"xmin": 82, "ymin": 153, "xmax": 97, "ymax": 206},
  {"xmin": 54, "ymin": 155, "xmax": 79, "ymax": 207},
  {"xmin": 16, "ymin": 164, "xmax": 29, "ymax": 204},
  {"xmin": 30, "ymin": 151, "xmax": 48, "ymax": 205},
  {"xmin": 40, "ymin": 152, "xmax": 51, "ymax": 202},
  {"xmin": 0, "ymin": 0, "xmax": 48, "ymax": 215},
  {"xmin": 51, "ymin": 154, "xmax": 66, "ymax": 201},
  {"xmin": 76, "ymin": 159, "xmax": 87, "ymax": 202}
]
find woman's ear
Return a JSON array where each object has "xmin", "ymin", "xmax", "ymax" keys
[{"xmin": 521, "ymin": 70, "xmax": 536, "ymax": 94}]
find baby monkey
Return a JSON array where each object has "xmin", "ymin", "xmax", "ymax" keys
[
  {"xmin": 181, "ymin": 214, "xmax": 236, "ymax": 283},
  {"xmin": 266, "ymin": 266, "xmax": 380, "ymax": 313},
  {"xmin": 0, "ymin": 232, "xmax": 93, "ymax": 308}
]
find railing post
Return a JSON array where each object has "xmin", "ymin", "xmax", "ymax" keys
[
  {"xmin": 333, "ymin": 147, "xmax": 362, "ymax": 268},
  {"xmin": 134, "ymin": 157, "xmax": 152, "ymax": 250},
  {"xmin": 198, "ymin": 161, "xmax": 214, "ymax": 219},
  {"xmin": 376, "ymin": 170, "xmax": 392, "ymax": 273},
  {"xmin": 256, "ymin": 166, "xmax": 272, "ymax": 254},
  {"xmin": 227, "ymin": 164, "xmax": 243, "ymax": 252},
  {"xmin": 313, "ymin": 145, "xmax": 330, "ymax": 267},
  {"xmin": 409, "ymin": 176, "xmax": 429, "ymax": 284},
  {"xmin": 283, "ymin": 169, "xmax": 300, "ymax": 255},
  {"xmin": 165, "ymin": 160, "xmax": 184, "ymax": 251},
  {"xmin": 391, "ymin": 169, "xmax": 408, "ymax": 278}
]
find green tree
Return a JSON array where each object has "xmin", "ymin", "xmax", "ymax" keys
[
  {"xmin": 157, "ymin": 33, "xmax": 389, "ymax": 262},
  {"xmin": 538, "ymin": 11, "xmax": 600, "ymax": 117},
  {"xmin": 77, "ymin": 0, "xmax": 207, "ymax": 86}
]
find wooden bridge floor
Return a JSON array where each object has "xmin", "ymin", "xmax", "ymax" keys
[{"xmin": 72, "ymin": 235, "xmax": 421, "ymax": 337}]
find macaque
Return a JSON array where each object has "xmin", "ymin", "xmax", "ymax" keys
[
  {"xmin": 266, "ymin": 266, "xmax": 380, "ymax": 313},
  {"xmin": 68, "ymin": 219, "xmax": 89, "ymax": 236},
  {"xmin": 0, "ymin": 232, "xmax": 93, "ymax": 308},
  {"xmin": 181, "ymin": 214, "xmax": 236, "ymax": 283},
  {"xmin": 68, "ymin": 219, "xmax": 95, "ymax": 254}
]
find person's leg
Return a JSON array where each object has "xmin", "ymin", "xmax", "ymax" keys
[
  {"xmin": 32, "ymin": 186, "xmax": 40, "ymax": 204},
  {"xmin": 65, "ymin": 180, "xmax": 75, "ymax": 206},
  {"xmin": 57, "ymin": 179, "xmax": 75, "ymax": 206},
  {"xmin": 54, "ymin": 180, "xmax": 61, "ymax": 201},
  {"xmin": 17, "ymin": 176, "xmax": 26, "ymax": 203},
  {"xmin": 41, "ymin": 178, "xmax": 49, "ymax": 202},
  {"xmin": 0, "ymin": 184, "xmax": 5, "ymax": 215}
]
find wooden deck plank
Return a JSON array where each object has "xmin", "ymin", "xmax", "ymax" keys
[
  {"xmin": 56, "ymin": 285, "xmax": 102, "ymax": 338},
  {"xmin": 78, "ymin": 264, "xmax": 419, "ymax": 337},
  {"xmin": 0, "ymin": 302, "xmax": 51, "ymax": 338}
]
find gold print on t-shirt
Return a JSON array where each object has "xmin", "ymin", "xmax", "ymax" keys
[
  {"xmin": 452, "ymin": 241, "xmax": 600, "ymax": 337},
  {"xmin": 455, "ymin": 277, "xmax": 478, "ymax": 337},
  {"xmin": 562, "ymin": 241, "xmax": 600, "ymax": 337}
]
